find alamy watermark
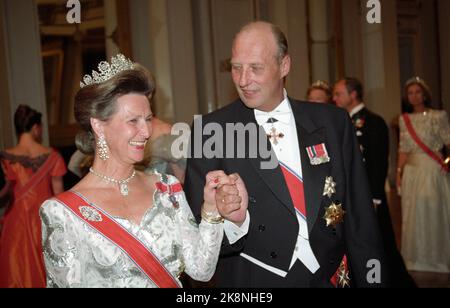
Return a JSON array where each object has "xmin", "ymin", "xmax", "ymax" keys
[
  {"xmin": 170, "ymin": 115, "xmax": 278, "ymax": 170},
  {"xmin": 66, "ymin": 0, "xmax": 81, "ymax": 24},
  {"xmin": 66, "ymin": 1, "xmax": 380, "ymax": 25},
  {"xmin": 366, "ymin": 0, "xmax": 381, "ymax": 24},
  {"xmin": 65, "ymin": 0, "xmax": 380, "ymax": 29},
  {"xmin": 366, "ymin": 259, "xmax": 382, "ymax": 284}
]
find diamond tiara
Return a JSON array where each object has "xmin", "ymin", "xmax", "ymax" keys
[
  {"xmin": 405, "ymin": 76, "xmax": 430, "ymax": 89},
  {"xmin": 312, "ymin": 80, "xmax": 330, "ymax": 89},
  {"xmin": 80, "ymin": 54, "xmax": 135, "ymax": 88},
  {"xmin": 406, "ymin": 76, "xmax": 423, "ymax": 85}
]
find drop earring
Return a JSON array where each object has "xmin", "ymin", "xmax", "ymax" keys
[{"xmin": 97, "ymin": 135, "xmax": 110, "ymax": 161}]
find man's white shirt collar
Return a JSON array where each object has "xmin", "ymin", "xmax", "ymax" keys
[
  {"xmin": 254, "ymin": 89, "xmax": 292, "ymax": 125},
  {"xmin": 349, "ymin": 103, "xmax": 365, "ymax": 118}
]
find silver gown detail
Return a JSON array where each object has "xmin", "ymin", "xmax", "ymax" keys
[
  {"xmin": 399, "ymin": 110, "xmax": 450, "ymax": 273},
  {"xmin": 40, "ymin": 173, "xmax": 223, "ymax": 287}
]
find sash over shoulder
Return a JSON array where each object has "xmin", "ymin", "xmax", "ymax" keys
[{"xmin": 54, "ymin": 191, "xmax": 181, "ymax": 288}]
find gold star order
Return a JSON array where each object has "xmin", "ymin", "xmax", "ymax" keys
[{"xmin": 324, "ymin": 202, "xmax": 345, "ymax": 227}]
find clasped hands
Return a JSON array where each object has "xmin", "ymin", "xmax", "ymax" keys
[{"xmin": 203, "ymin": 171, "xmax": 248, "ymax": 226}]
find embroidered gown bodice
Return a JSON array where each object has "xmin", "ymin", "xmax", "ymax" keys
[{"xmin": 40, "ymin": 174, "xmax": 223, "ymax": 288}]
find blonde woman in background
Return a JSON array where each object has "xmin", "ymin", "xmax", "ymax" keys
[{"xmin": 306, "ymin": 80, "xmax": 333, "ymax": 104}]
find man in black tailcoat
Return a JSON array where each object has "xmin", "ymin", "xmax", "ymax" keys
[
  {"xmin": 184, "ymin": 23, "xmax": 387, "ymax": 288},
  {"xmin": 333, "ymin": 78, "xmax": 415, "ymax": 287}
]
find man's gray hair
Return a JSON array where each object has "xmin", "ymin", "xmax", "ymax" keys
[
  {"xmin": 270, "ymin": 23, "xmax": 289, "ymax": 63},
  {"xmin": 238, "ymin": 22, "xmax": 289, "ymax": 63}
]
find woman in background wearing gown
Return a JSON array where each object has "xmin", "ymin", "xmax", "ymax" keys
[
  {"xmin": 0, "ymin": 166, "xmax": 11, "ymax": 214},
  {"xmin": 0, "ymin": 105, "xmax": 66, "ymax": 288},
  {"xmin": 142, "ymin": 117, "xmax": 186, "ymax": 183},
  {"xmin": 306, "ymin": 80, "xmax": 333, "ymax": 104},
  {"xmin": 397, "ymin": 77, "xmax": 450, "ymax": 273}
]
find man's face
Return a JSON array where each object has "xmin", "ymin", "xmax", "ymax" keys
[
  {"xmin": 333, "ymin": 81, "xmax": 352, "ymax": 111},
  {"xmin": 230, "ymin": 28, "xmax": 290, "ymax": 112}
]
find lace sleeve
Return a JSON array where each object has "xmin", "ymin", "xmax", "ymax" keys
[
  {"xmin": 399, "ymin": 115, "xmax": 414, "ymax": 153},
  {"xmin": 169, "ymin": 176, "xmax": 224, "ymax": 282},
  {"xmin": 438, "ymin": 111, "xmax": 450, "ymax": 146},
  {"xmin": 40, "ymin": 200, "xmax": 83, "ymax": 288}
]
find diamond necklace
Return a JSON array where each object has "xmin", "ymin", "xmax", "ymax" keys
[{"xmin": 89, "ymin": 167, "xmax": 136, "ymax": 196}]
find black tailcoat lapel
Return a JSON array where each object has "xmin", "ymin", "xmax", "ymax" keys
[
  {"xmin": 291, "ymin": 100, "xmax": 330, "ymax": 234},
  {"xmin": 236, "ymin": 100, "xmax": 331, "ymax": 232},
  {"xmin": 236, "ymin": 102, "xmax": 297, "ymax": 218}
]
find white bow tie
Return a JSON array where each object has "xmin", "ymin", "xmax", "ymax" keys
[{"xmin": 254, "ymin": 110, "xmax": 291, "ymax": 125}]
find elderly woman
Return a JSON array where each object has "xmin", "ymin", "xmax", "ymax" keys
[{"xmin": 40, "ymin": 55, "xmax": 246, "ymax": 288}]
